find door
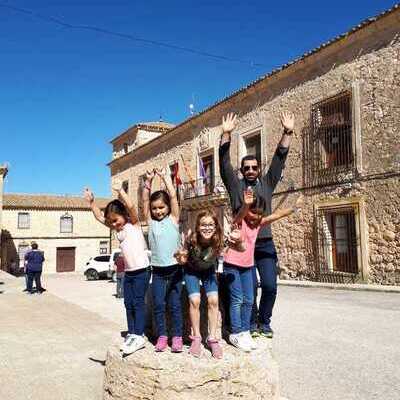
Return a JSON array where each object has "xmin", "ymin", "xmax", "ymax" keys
[{"xmin": 56, "ymin": 247, "xmax": 76, "ymax": 272}]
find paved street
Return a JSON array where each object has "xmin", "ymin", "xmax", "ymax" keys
[{"xmin": 1, "ymin": 272, "xmax": 400, "ymax": 400}]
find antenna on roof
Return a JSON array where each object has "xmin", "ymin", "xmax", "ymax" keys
[
  {"xmin": 159, "ymin": 110, "xmax": 163, "ymax": 122},
  {"xmin": 189, "ymin": 93, "xmax": 196, "ymax": 116}
]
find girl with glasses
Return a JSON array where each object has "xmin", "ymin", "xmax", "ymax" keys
[{"xmin": 174, "ymin": 209, "xmax": 224, "ymax": 359}]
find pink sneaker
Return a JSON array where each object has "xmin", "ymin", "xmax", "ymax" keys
[
  {"xmin": 171, "ymin": 336, "xmax": 183, "ymax": 353},
  {"xmin": 207, "ymin": 337, "xmax": 223, "ymax": 359},
  {"xmin": 189, "ymin": 336, "xmax": 202, "ymax": 358},
  {"xmin": 155, "ymin": 336, "xmax": 168, "ymax": 352}
]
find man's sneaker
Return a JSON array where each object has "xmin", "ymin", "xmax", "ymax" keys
[
  {"xmin": 171, "ymin": 336, "xmax": 183, "ymax": 353},
  {"xmin": 123, "ymin": 334, "xmax": 145, "ymax": 355},
  {"xmin": 242, "ymin": 331, "xmax": 258, "ymax": 350},
  {"xmin": 188, "ymin": 336, "xmax": 202, "ymax": 358},
  {"xmin": 206, "ymin": 337, "xmax": 223, "ymax": 359},
  {"xmin": 155, "ymin": 336, "xmax": 168, "ymax": 352},
  {"xmin": 260, "ymin": 328, "xmax": 274, "ymax": 339},
  {"xmin": 251, "ymin": 330, "xmax": 261, "ymax": 339},
  {"xmin": 229, "ymin": 333, "xmax": 251, "ymax": 352}
]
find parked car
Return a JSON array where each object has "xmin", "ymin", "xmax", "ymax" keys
[{"xmin": 84, "ymin": 249, "xmax": 121, "ymax": 281}]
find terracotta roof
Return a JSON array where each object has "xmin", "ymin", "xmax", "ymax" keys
[
  {"xmin": 3, "ymin": 194, "xmax": 111, "ymax": 210},
  {"xmin": 109, "ymin": 3, "xmax": 399, "ymax": 158},
  {"xmin": 110, "ymin": 121, "xmax": 175, "ymax": 144},
  {"xmin": 137, "ymin": 121, "xmax": 175, "ymax": 129}
]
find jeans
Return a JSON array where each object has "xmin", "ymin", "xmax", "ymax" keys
[
  {"xmin": 116, "ymin": 273, "xmax": 124, "ymax": 298},
  {"xmin": 27, "ymin": 271, "xmax": 42, "ymax": 292},
  {"xmin": 224, "ymin": 263, "xmax": 254, "ymax": 334},
  {"xmin": 124, "ymin": 268, "xmax": 150, "ymax": 335},
  {"xmin": 152, "ymin": 265, "xmax": 183, "ymax": 337},
  {"xmin": 251, "ymin": 239, "xmax": 278, "ymax": 333},
  {"xmin": 184, "ymin": 268, "xmax": 218, "ymax": 298}
]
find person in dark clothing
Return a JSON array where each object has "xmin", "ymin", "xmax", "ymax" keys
[
  {"xmin": 24, "ymin": 242, "xmax": 45, "ymax": 294},
  {"xmin": 219, "ymin": 111, "xmax": 295, "ymax": 338}
]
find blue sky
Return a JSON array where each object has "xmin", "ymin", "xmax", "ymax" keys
[{"xmin": 0, "ymin": 0, "xmax": 396, "ymax": 197}]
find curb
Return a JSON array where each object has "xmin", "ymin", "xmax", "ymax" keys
[{"xmin": 277, "ymin": 279, "xmax": 400, "ymax": 293}]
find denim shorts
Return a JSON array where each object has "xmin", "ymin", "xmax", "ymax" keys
[{"xmin": 184, "ymin": 268, "xmax": 218, "ymax": 298}]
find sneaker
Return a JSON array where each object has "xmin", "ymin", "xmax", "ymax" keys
[
  {"xmin": 229, "ymin": 333, "xmax": 251, "ymax": 352},
  {"xmin": 206, "ymin": 337, "xmax": 223, "ymax": 359},
  {"xmin": 188, "ymin": 336, "xmax": 202, "ymax": 358},
  {"xmin": 251, "ymin": 330, "xmax": 261, "ymax": 339},
  {"xmin": 155, "ymin": 336, "xmax": 168, "ymax": 352},
  {"xmin": 260, "ymin": 328, "xmax": 274, "ymax": 339},
  {"xmin": 171, "ymin": 336, "xmax": 183, "ymax": 353},
  {"xmin": 123, "ymin": 334, "xmax": 145, "ymax": 355},
  {"xmin": 242, "ymin": 331, "xmax": 258, "ymax": 350},
  {"xmin": 120, "ymin": 334, "xmax": 134, "ymax": 352}
]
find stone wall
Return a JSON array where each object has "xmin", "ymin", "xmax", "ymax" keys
[{"xmin": 109, "ymin": 9, "xmax": 400, "ymax": 284}]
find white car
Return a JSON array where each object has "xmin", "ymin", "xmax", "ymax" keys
[{"xmin": 84, "ymin": 249, "xmax": 121, "ymax": 281}]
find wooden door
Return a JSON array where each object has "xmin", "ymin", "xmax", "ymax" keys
[{"xmin": 56, "ymin": 247, "xmax": 75, "ymax": 272}]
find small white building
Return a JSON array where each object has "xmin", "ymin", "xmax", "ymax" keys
[{"xmin": 1, "ymin": 193, "xmax": 111, "ymax": 274}]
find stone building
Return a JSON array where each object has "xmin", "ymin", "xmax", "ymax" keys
[
  {"xmin": 1, "ymin": 194, "xmax": 111, "ymax": 274},
  {"xmin": 109, "ymin": 5, "xmax": 400, "ymax": 285}
]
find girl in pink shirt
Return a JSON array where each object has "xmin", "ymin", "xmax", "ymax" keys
[{"xmin": 225, "ymin": 189, "xmax": 303, "ymax": 352}]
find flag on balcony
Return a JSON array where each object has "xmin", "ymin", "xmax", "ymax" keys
[
  {"xmin": 199, "ymin": 156, "xmax": 207, "ymax": 183},
  {"xmin": 171, "ymin": 162, "xmax": 182, "ymax": 186}
]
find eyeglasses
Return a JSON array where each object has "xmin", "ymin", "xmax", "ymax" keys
[
  {"xmin": 200, "ymin": 223, "xmax": 216, "ymax": 229},
  {"xmin": 243, "ymin": 165, "xmax": 259, "ymax": 172}
]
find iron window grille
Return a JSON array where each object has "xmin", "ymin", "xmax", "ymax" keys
[
  {"xmin": 17, "ymin": 212, "xmax": 30, "ymax": 229},
  {"xmin": 310, "ymin": 91, "xmax": 355, "ymax": 186},
  {"xmin": 60, "ymin": 213, "xmax": 73, "ymax": 233}
]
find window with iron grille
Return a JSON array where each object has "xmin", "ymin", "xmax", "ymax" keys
[
  {"xmin": 18, "ymin": 212, "xmax": 30, "ymax": 229},
  {"xmin": 99, "ymin": 241, "xmax": 109, "ymax": 254},
  {"xmin": 310, "ymin": 92, "xmax": 354, "ymax": 185},
  {"xmin": 60, "ymin": 214, "xmax": 73, "ymax": 233},
  {"xmin": 315, "ymin": 207, "xmax": 358, "ymax": 281}
]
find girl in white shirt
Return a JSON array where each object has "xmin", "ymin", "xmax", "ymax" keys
[{"xmin": 84, "ymin": 183, "xmax": 149, "ymax": 356}]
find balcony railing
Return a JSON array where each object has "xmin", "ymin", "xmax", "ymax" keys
[{"xmin": 182, "ymin": 178, "xmax": 227, "ymax": 200}]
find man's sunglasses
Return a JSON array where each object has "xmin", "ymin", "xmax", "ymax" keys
[{"xmin": 243, "ymin": 165, "xmax": 259, "ymax": 172}]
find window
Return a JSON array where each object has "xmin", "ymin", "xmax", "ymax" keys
[
  {"xmin": 123, "ymin": 143, "xmax": 129, "ymax": 154},
  {"xmin": 18, "ymin": 212, "xmax": 30, "ymax": 229},
  {"xmin": 244, "ymin": 133, "xmax": 262, "ymax": 165},
  {"xmin": 100, "ymin": 241, "xmax": 109, "ymax": 254},
  {"xmin": 18, "ymin": 244, "xmax": 30, "ymax": 268},
  {"xmin": 316, "ymin": 207, "xmax": 358, "ymax": 276},
  {"xmin": 200, "ymin": 154, "xmax": 214, "ymax": 194},
  {"xmin": 122, "ymin": 180, "xmax": 129, "ymax": 194},
  {"xmin": 60, "ymin": 214, "xmax": 73, "ymax": 233},
  {"xmin": 311, "ymin": 92, "xmax": 354, "ymax": 183},
  {"xmin": 94, "ymin": 255, "xmax": 110, "ymax": 262}
]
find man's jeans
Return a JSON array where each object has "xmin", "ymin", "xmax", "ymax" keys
[
  {"xmin": 27, "ymin": 271, "xmax": 42, "ymax": 293},
  {"xmin": 123, "ymin": 268, "xmax": 150, "ymax": 335},
  {"xmin": 152, "ymin": 265, "xmax": 183, "ymax": 337},
  {"xmin": 224, "ymin": 263, "xmax": 254, "ymax": 334},
  {"xmin": 251, "ymin": 239, "xmax": 278, "ymax": 333}
]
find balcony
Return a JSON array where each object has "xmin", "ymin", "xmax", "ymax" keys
[{"xmin": 181, "ymin": 177, "xmax": 227, "ymax": 200}]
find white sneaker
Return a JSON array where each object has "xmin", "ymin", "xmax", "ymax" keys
[
  {"xmin": 242, "ymin": 331, "xmax": 258, "ymax": 350},
  {"xmin": 123, "ymin": 334, "xmax": 146, "ymax": 355},
  {"xmin": 120, "ymin": 334, "xmax": 134, "ymax": 352},
  {"xmin": 229, "ymin": 333, "xmax": 251, "ymax": 352}
]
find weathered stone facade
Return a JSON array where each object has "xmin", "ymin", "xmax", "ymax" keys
[
  {"xmin": 1, "ymin": 194, "xmax": 111, "ymax": 274},
  {"xmin": 109, "ymin": 7, "xmax": 400, "ymax": 285}
]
